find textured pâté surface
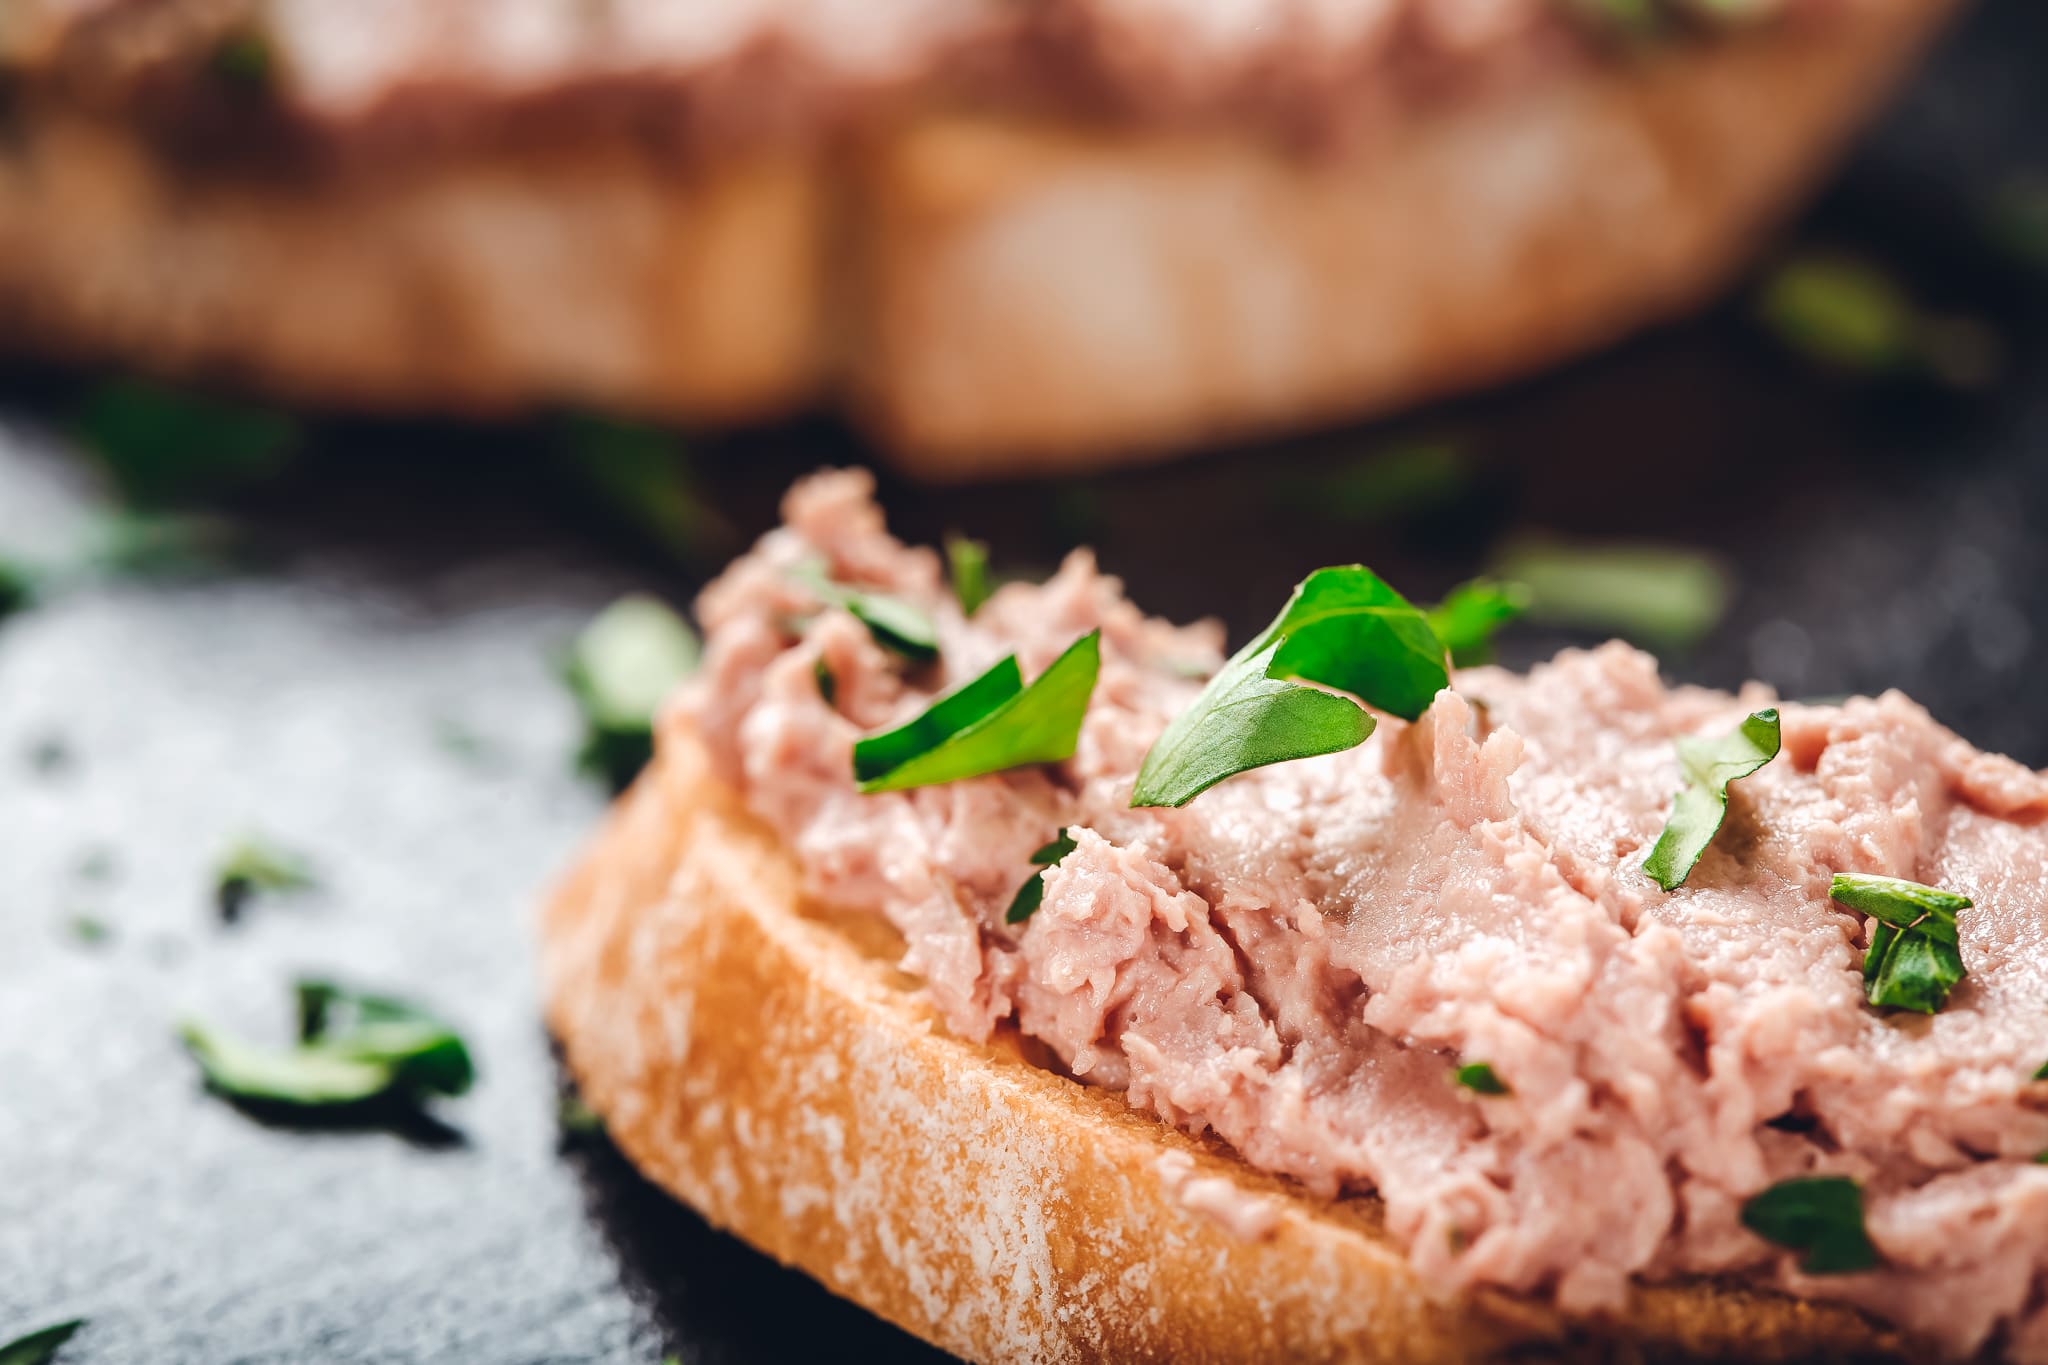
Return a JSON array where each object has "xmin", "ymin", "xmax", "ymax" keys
[{"xmin": 1, "ymin": 1, "xmax": 2045, "ymax": 1359}]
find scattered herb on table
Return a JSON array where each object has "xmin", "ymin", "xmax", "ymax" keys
[
  {"xmin": 64, "ymin": 915, "xmax": 112, "ymax": 948},
  {"xmin": 793, "ymin": 562, "xmax": 938, "ymax": 662},
  {"xmin": 1427, "ymin": 578, "xmax": 1531, "ymax": 668},
  {"xmin": 1489, "ymin": 539, "xmax": 1728, "ymax": 651},
  {"xmin": 1740, "ymin": 1176, "xmax": 1879, "ymax": 1275},
  {"xmin": 1454, "ymin": 1062, "xmax": 1509, "ymax": 1095},
  {"xmin": 75, "ymin": 378, "xmax": 298, "ymax": 506},
  {"xmin": 854, "ymin": 632, "xmax": 1100, "ymax": 793},
  {"xmin": 1131, "ymin": 566, "xmax": 1448, "ymax": 808},
  {"xmin": 557, "ymin": 1091, "xmax": 606, "ymax": 1139},
  {"xmin": 214, "ymin": 835, "xmax": 318, "ymax": 922},
  {"xmin": 1756, "ymin": 254, "xmax": 2003, "ymax": 390},
  {"xmin": 1642, "ymin": 708, "xmax": 1781, "ymax": 891},
  {"xmin": 1005, "ymin": 831, "xmax": 1080, "ymax": 924},
  {"xmin": 556, "ymin": 415, "xmax": 730, "ymax": 567},
  {"xmin": 563, "ymin": 593, "xmax": 700, "ymax": 792},
  {"xmin": 182, "ymin": 979, "xmax": 474, "ymax": 1111},
  {"xmin": 1271, "ymin": 440, "xmax": 1472, "ymax": 526},
  {"xmin": 946, "ymin": 535, "xmax": 992, "ymax": 617},
  {"xmin": 1831, "ymin": 872, "xmax": 1971, "ymax": 1015},
  {"xmin": 0, "ymin": 1319, "xmax": 86, "ymax": 1365},
  {"xmin": 0, "ymin": 557, "xmax": 38, "ymax": 620}
]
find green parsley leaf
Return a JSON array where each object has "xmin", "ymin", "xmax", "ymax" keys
[
  {"xmin": 0, "ymin": 1319, "xmax": 86, "ymax": 1365},
  {"xmin": 182, "ymin": 979, "xmax": 473, "ymax": 1111},
  {"xmin": 1005, "ymin": 830, "xmax": 1079, "ymax": 924},
  {"xmin": 794, "ymin": 562, "xmax": 939, "ymax": 662},
  {"xmin": 65, "ymin": 915, "xmax": 113, "ymax": 948},
  {"xmin": 0, "ymin": 557, "xmax": 38, "ymax": 620},
  {"xmin": 946, "ymin": 535, "xmax": 992, "ymax": 617},
  {"xmin": 558, "ymin": 1091, "xmax": 606, "ymax": 1139},
  {"xmin": 214, "ymin": 834, "xmax": 317, "ymax": 922},
  {"xmin": 1273, "ymin": 440, "xmax": 1471, "ymax": 526},
  {"xmin": 556, "ymin": 415, "xmax": 729, "ymax": 567},
  {"xmin": 854, "ymin": 633, "xmax": 1099, "ymax": 793},
  {"xmin": 1739, "ymin": 1176, "xmax": 1879, "ymax": 1275},
  {"xmin": 1427, "ymin": 578, "xmax": 1531, "ymax": 668},
  {"xmin": 1832, "ymin": 873, "xmax": 1971, "ymax": 1015},
  {"xmin": 1490, "ymin": 539, "xmax": 1729, "ymax": 651},
  {"xmin": 1757, "ymin": 255, "xmax": 1917, "ymax": 373},
  {"xmin": 75, "ymin": 378, "xmax": 298, "ymax": 506},
  {"xmin": 1454, "ymin": 1062, "xmax": 1509, "ymax": 1095},
  {"xmin": 814, "ymin": 658, "xmax": 838, "ymax": 708},
  {"xmin": 2035, "ymin": 1060, "xmax": 2048, "ymax": 1082},
  {"xmin": 209, "ymin": 25, "xmax": 274, "ymax": 91},
  {"xmin": 1642, "ymin": 709, "xmax": 1781, "ymax": 891},
  {"xmin": 563, "ymin": 594, "xmax": 699, "ymax": 792},
  {"xmin": 1131, "ymin": 566, "xmax": 1447, "ymax": 808}
]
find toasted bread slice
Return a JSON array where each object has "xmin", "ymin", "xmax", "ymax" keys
[
  {"xmin": 541, "ymin": 727, "xmax": 1913, "ymax": 1363},
  {"xmin": 850, "ymin": 0, "xmax": 1959, "ymax": 477},
  {"xmin": 1, "ymin": 0, "xmax": 1958, "ymax": 474}
]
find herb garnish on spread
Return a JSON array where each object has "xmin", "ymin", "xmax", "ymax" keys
[
  {"xmin": 684, "ymin": 472, "xmax": 2048, "ymax": 1359},
  {"xmin": 1642, "ymin": 707, "xmax": 1782, "ymax": 890},
  {"xmin": 1831, "ymin": 872, "xmax": 1972, "ymax": 1014}
]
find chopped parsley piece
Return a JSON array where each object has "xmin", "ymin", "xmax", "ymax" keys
[
  {"xmin": 558, "ymin": 1091, "xmax": 606, "ymax": 1139},
  {"xmin": 1273, "ymin": 440, "xmax": 1472, "ymax": 526},
  {"xmin": 1740, "ymin": 1176, "xmax": 1879, "ymax": 1275},
  {"xmin": 1757, "ymin": 254, "xmax": 2003, "ymax": 389},
  {"xmin": 65, "ymin": 915, "xmax": 112, "ymax": 948},
  {"xmin": 564, "ymin": 593, "xmax": 700, "ymax": 792},
  {"xmin": 1454, "ymin": 1062, "xmax": 1509, "ymax": 1095},
  {"xmin": 0, "ymin": 557, "xmax": 37, "ymax": 620},
  {"xmin": 75, "ymin": 378, "xmax": 298, "ymax": 506},
  {"xmin": 2036, "ymin": 1060, "xmax": 2048, "ymax": 1082},
  {"xmin": 214, "ymin": 835, "xmax": 317, "ymax": 922},
  {"xmin": 0, "ymin": 1319, "xmax": 86, "ymax": 1365},
  {"xmin": 1642, "ymin": 709, "xmax": 1781, "ymax": 891},
  {"xmin": 209, "ymin": 26, "xmax": 274, "ymax": 90},
  {"xmin": 1131, "ymin": 566, "xmax": 1448, "ymax": 808},
  {"xmin": 556, "ymin": 415, "xmax": 729, "ymax": 567},
  {"xmin": 1831, "ymin": 872, "xmax": 1971, "ymax": 1015},
  {"xmin": 854, "ymin": 633, "xmax": 1099, "ymax": 793},
  {"xmin": 182, "ymin": 979, "xmax": 474, "ymax": 1111},
  {"xmin": 1490, "ymin": 539, "xmax": 1728, "ymax": 651},
  {"xmin": 1005, "ymin": 831, "xmax": 1080, "ymax": 924},
  {"xmin": 794, "ymin": 562, "xmax": 938, "ymax": 662},
  {"xmin": 814, "ymin": 658, "xmax": 838, "ymax": 707},
  {"xmin": 946, "ymin": 535, "xmax": 993, "ymax": 617},
  {"xmin": 1427, "ymin": 578, "xmax": 1531, "ymax": 668}
]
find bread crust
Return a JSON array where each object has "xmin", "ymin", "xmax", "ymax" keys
[
  {"xmin": 541, "ymin": 727, "xmax": 1916, "ymax": 1363},
  {"xmin": 1, "ymin": 0, "xmax": 1957, "ymax": 473}
]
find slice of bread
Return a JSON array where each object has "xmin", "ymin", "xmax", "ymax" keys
[
  {"xmin": 541, "ymin": 727, "xmax": 1916, "ymax": 1362},
  {"xmin": 1, "ymin": 0, "xmax": 1958, "ymax": 476}
]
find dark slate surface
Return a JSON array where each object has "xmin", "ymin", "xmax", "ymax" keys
[{"xmin": 1, "ymin": 3, "xmax": 2044, "ymax": 1359}]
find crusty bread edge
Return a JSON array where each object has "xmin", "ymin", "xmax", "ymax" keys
[{"xmin": 540, "ymin": 727, "xmax": 1911, "ymax": 1364}]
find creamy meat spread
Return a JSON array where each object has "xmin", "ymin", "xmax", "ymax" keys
[
  {"xmin": 8, "ymin": 0, "xmax": 1832, "ymax": 152},
  {"xmin": 685, "ymin": 471, "xmax": 2048, "ymax": 1358}
]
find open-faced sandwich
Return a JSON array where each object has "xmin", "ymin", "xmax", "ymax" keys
[
  {"xmin": 545, "ymin": 469, "xmax": 2048, "ymax": 1362},
  {"xmin": 1, "ymin": 0, "xmax": 1961, "ymax": 476}
]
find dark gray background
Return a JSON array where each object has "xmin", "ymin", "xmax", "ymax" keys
[{"xmin": 2, "ymin": 2, "xmax": 2045, "ymax": 1359}]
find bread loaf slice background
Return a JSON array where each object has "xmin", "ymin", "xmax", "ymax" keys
[
  {"xmin": 1, "ymin": 0, "xmax": 1960, "ymax": 477},
  {"xmin": 541, "ymin": 727, "xmax": 1914, "ymax": 1363}
]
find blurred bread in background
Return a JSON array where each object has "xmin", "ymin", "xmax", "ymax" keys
[{"xmin": 0, "ymin": 0, "xmax": 1962, "ymax": 477}]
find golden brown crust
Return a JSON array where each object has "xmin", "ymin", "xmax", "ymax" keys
[
  {"xmin": 0, "ymin": 0, "xmax": 1958, "ymax": 471},
  {"xmin": 540, "ymin": 727, "xmax": 1915, "ymax": 1363}
]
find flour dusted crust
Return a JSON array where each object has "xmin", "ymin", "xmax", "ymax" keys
[
  {"xmin": 2, "ymin": 0, "xmax": 1958, "ymax": 474},
  {"xmin": 541, "ymin": 725, "xmax": 1913, "ymax": 1363}
]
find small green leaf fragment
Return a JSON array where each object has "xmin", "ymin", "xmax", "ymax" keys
[
  {"xmin": 564, "ymin": 594, "xmax": 699, "ymax": 791},
  {"xmin": 1454, "ymin": 1062, "xmax": 1509, "ymax": 1095},
  {"xmin": 65, "ymin": 915, "xmax": 112, "ymax": 947},
  {"xmin": 0, "ymin": 1318, "xmax": 87, "ymax": 1365},
  {"xmin": 1832, "ymin": 873, "xmax": 1971, "ymax": 1015},
  {"xmin": 181, "ymin": 1019, "xmax": 395, "ymax": 1108},
  {"xmin": 1273, "ymin": 440, "xmax": 1472, "ymax": 526},
  {"xmin": 214, "ymin": 834, "xmax": 317, "ymax": 920},
  {"xmin": 558, "ymin": 1092, "xmax": 606, "ymax": 1138},
  {"xmin": 557, "ymin": 415, "xmax": 730, "ymax": 566},
  {"xmin": 1006, "ymin": 830, "xmax": 1080, "ymax": 925},
  {"xmin": 75, "ymin": 378, "xmax": 298, "ymax": 506},
  {"xmin": 946, "ymin": 535, "xmax": 993, "ymax": 617},
  {"xmin": 856, "ymin": 634, "xmax": 1099, "ymax": 794},
  {"xmin": 1490, "ymin": 539, "xmax": 1728, "ymax": 651},
  {"xmin": 1758, "ymin": 255, "xmax": 1917, "ymax": 373},
  {"xmin": 2035, "ymin": 1059, "xmax": 2048, "ymax": 1082},
  {"xmin": 183, "ymin": 979, "xmax": 473, "ymax": 1111},
  {"xmin": 793, "ymin": 562, "xmax": 939, "ymax": 662},
  {"xmin": 0, "ymin": 557, "xmax": 38, "ymax": 620},
  {"xmin": 1427, "ymin": 578, "xmax": 1532, "ymax": 668},
  {"xmin": 1642, "ymin": 709, "xmax": 1782, "ymax": 891},
  {"xmin": 1740, "ymin": 1176, "xmax": 1879, "ymax": 1275},
  {"xmin": 814, "ymin": 658, "xmax": 838, "ymax": 708}
]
